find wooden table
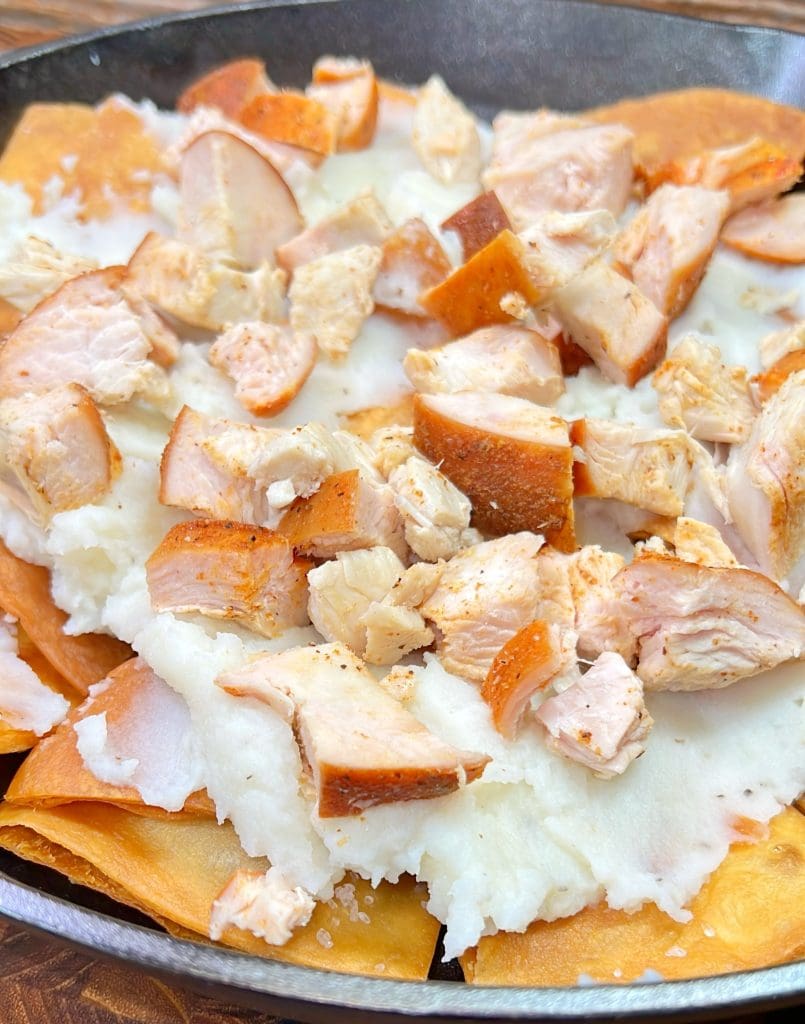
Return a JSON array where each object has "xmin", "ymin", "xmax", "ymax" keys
[{"xmin": 0, "ymin": 0, "xmax": 803, "ymax": 1020}]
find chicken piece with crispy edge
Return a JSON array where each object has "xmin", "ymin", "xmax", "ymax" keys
[
  {"xmin": 176, "ymin": 58, "xmax": 276, "ymax": 120},
  {"xmin": 441, "ymin": 191, "xmax": 512, "ymax": 262},
  {"xmin": 753, "ymin": 350, "xmax": 805, "ymax": 404},
  {"xmin": 759, "ymin": 320, "xmax": 805, "ymax": 371},
  {"xmin": 0, "ymin": 236, "xmax": 96, "ymax": 317},
  {"xmin": 306, "ymin": 56, "xmax": 379, "ymax": 152},
  {"xmin": 413, "ymin": 391, "xmax": 575, "ymax": 551},
  {"xmin": 0, "ymin": 617, "xmax": 70, "ymax": 738},
  {"xmin": 722, "ymin": 193, "xmax": 805, "ymax": 265},
  {"xmin": 146, "ymin": 520, "xmax": 311, "ymax": 638},
  {"xmin": 671, "ymin": 517, "xmax": 739, "ymax": 569},
  {"xmin": 373, "ymin": 218, "xmax": 451, "ymax": 318},
  {"xmin": 518, "ymin": 209, "xmax": 618, "ymax": 305},
  {"xmin": 239, "ymin": 91, "xmax": 337, "ymax": 157},
  {"xmin": 216, "ymin": 643, "xmax": 489, "ymax": 817},
  {"xmin": 0, "ymin": 383, "xmax": 121, "ymax": 524},
  {"xmin": 412, "ymin": 75, "xmax": 481, "ymax": 186}
]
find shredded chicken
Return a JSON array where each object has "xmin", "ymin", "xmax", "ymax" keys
[
  {"xmin": 0, "ymin": 236, "xmax": 96, "ymax": 315},
  {"xmin": 209, "ymin": 867, "xmax": 315, "ymax": 945},
  {"xmin": 518, "ymin": 209, "xmax": 617, "ymax": 302},
  {"xmin": 412, "ymin": 75, "xmax": 481, "ymax": 185}
]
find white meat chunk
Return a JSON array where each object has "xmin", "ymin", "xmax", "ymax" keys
[
  {"xmin": 0, "ymin": 617, "xmax": 69, "ymax": 736},
  {"xmin": 721, "ymin": 193, "xmax": 805, "ymax": 264},
  {"xmin": 672, "ymin": 517, "xmax": 738, "ymax": 568},
  {"xmin": 535, "ymin": 652, "xmax": 653, "ymax": 779},
  {"xmin": 759, "ymin": 320, "xmax": 805, "ymax": 370},
  {"xmin": 216, "ymin": 643, "xmax": 489, "ymax": 816},
  {"xmin": 411, "ymin": 75, "xmax": 481, "ymax": 185},
  {"xmin": 276, "ymin": 191, "xmax": 391, "ymax": 275},
  {"xmin": 370, "ymin": 425, "xmax": 418, "ymax": 477},
  {"xmin": 0, "ymin": 236, "xmax": 96, "ymax": 314},
  {"xmin": 209, "ymin": 867, "xmax": 315, "ymax": 945},
  {"xmin": 518, "ymin": 209, "xmax": 617, "ymax": 302},
  {"xmin": 651, "ymin": 335, "xmax": 756, "ymax": 444}
]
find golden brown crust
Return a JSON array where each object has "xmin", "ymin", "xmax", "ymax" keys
[
  {"xmin": 753, "ymin": 349, "xmax": 805, "ymax": 403},
  {"xmin": 481, "ymin": 621, "xmax": 557, "ymax": 737},
  {"xmin": 310, "ymin": 59, "xmax": 379, "ymax": 151},
  {"xmin": 176, "ymin": 58, "xmax": 270, "ymax": 118},
  {"xmin": 374, "ymin": 218, "xmax": 451, "ymax": 317},
  {"xmin": 441, "ymin": 191, "xmax": 512, "ymax": 261},
  {"xmin": 240, "ymin": 92, "xmax": 337, "ymax": 156},
  {"xmin": 277, "ymin": 469, "xmax": 360, "ymax": 552}
]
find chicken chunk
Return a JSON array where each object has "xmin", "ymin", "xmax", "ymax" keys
[
  {"xmin": 373, "ymin": 218, "xmax": 451, "ymax": 317},
  {"xmin": 721, "ymin": 193, "xmax": 805, "ymax": 264},
  {"xmin": 307, "ymin": 56, "xmax": 379, "ymax": 151},
  {"xmin": 403, "ymin": 324, "xmax": 564, "ymax": 404},
  {"xmin": 240, "ymin": 90, "xmax": 337, "ymax": 158},
  {"xmin": 126, "ymin": 233, "xmax": 286, "ymax": 333},
  {"xmin": 535, "ymin": 652, "xmax": 653, "ymax": 779},
  {"xmin": 276, "ymin": 192, "xmax": 391, "ymax": 276},
  {"xmin": 209, "ymin": 867, "xmax": 315, "ymax": 945},
  {"xmin": 441, "ymin": 191, "xmax": 512, "ymax": 261},
  {"xmin": 0, "ymin": 617, "xmax": 69, "ymax": 737},
  {"xmin": 414, "ymin": 391, "xmax": 575, "ymax": 550},
  {"xmin": 759, "ymin": 320, "xmax": 805, "ymax": 370},
  {"xmin": 360, "ymin": 562, "xmax": 441, "ymax": 665},
  {"xmin": 552, "ymin": 259, "xmax": 668, "ymax": 387},
  {"xmin": 420, "ymin": 533, "xmax": 545, "ymax": 682},
  {"xmin": 518, "ymin": 209, "xmax": 617, "ymax": 303},
  {"xmin": 671, "ymin": 517, "xmax": 738, "ymax": 568},
  {"xmin": 176, "ymin": 58, "xmax": 275, "ymax": 119},
  {"xmin": 216, "ymin": 643, "xmax": 489, "ymax": 816},
  {"xmin": 571, "ymin": 417, "xmax": 697, "ymax": 517},
  {"xmin": 370, "ymin": 424, "xmax": 418, "ymax": 477},
  {"xmin": 0, "ymin": 236, "xmax": 96, "ymax": 315},
  {"xmin": 0, "ymin": 384, "xmax": 120, "ymax": 523},
  {"xmin": 753, "ymin": 349, "xmax": 805, "ymax": 404},
  {"xmin": 0, "ymin": 267, "xmax": 167, "ymax": 405},
  {"xmin": 178, "ymin": 130, "xmax": 302, "ymax": 268},
  {"xmin": 651, "ymin": 336, "xmax": 756, "ymax": 444},
  {"xmin": 289, "ymin": 244, "xmax": 382, "ymax": 360},
  {"xmin": 613, "ymin": 185, "xmax": 730, "ymax": 318},
  {"xmin": 411, "ymin": 75, "xmax": 481, "ymax": 185},
  {"xmin": 209, "ymin": 321, "xmax": 316, "ymax": 417}
]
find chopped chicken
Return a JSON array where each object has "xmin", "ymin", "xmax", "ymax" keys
[
  {"xmin": 307, "ymin": 56, "xmax": 379, "ymax": 151},
  {"xmin": 0, "ymin": 236, "xmax": 96, "ymax": 315},
  {"xmin": 276, "ymin": 191, "xmax": 391, "ymax": 276},
  {"xmin": 159, "ymin": 406, "xmax": 273, "ymax": 523},
  {"xmin": 441, "ymin": 191, "xmax": 512, "ymax": 261},
  {"xmin": 420, "ymin": 533, "xmax": 545, "ymax": 682},
  {"xmin": 209, "ymin": 867, "xmax": 315, "ymax": 945},
  {"xmin": 209, "ymin": 321, "xmax": 317, "ymax": 417},
  {"xmin": 0, "ymin": 384, "xmax": 121, "ymax": 524},
  {"xmin": 722, "ymin": 193, "xmax": 805, "ymax": 264},
  {"xmin": 176, "ymin": 58, "xmax": 275, "ymax": 119},
  {"xmin": 361, "ymin": 562, "xmax": 443, "ymax": 665},
  {"xmin": 518, "ymin": 209, "xmax": 617, "ymax": 303},
  {"xmin": 278, "ymin": 468, "xmax": 407, "ymax": 559},
  {"xmin": 373, "ymin": 218, "xmax": 451, "ymax": 317},
  {"xmin": 240, "ymin": 90, "xmax": 337, "ymax": 157},
  {"xmin": 121, "ymin": 287, "xmax": 181, "ymax": 368},
  {"xmin": 759, "ymin": 320, "xmax": 805, "ymax": 370},
  {"xmin": 672, "ymin": 517, "xmax": 738, "ymax": 568},
  {"xmin": 483, "ymin": 113, "xmax": 633, "ymax": 229},
  {"xmin": 216, "ymin": 643, "xmax": 489, "ymax": 816},
  {"xmin": 178, "ymin": 129, "xmax": 302, "ymax": 268},
  {"xmin": 614, "ymin": 553, "xmax": 805, "ymax": 690},
  {"xmin": 0, "ymin": 267, "xmax": 167, "ymax": 405},
  {"xmin": 613, "ymin": 185, "xmax": 730, "ymax": 318},
  {"xmin": 289, "ymin": 244, "xmax": 382, "ymax": 360},
  {"xmin": 753, "ymin": 349, "xmax": 805, "ymax": 404},
  {"xmin": 404, "ymin": 324, "xmax": 564, "ymax": 404},
  {"xmin": 387, "ymin": 455, "xmax": 480, "ymax": 561},
  {"xmin": 146, "ymin": 520, "xmax": 310, "ymax": 637},
  {"xmin": 481, "ymin": 620, "xmax": 577, "ymax": 738},
  {"xmin": 411, "ymin": 75, "xmax": 481, "ymax": 185},
  {"xmin": 371, "ymin": 425, "xmax": 418, "ymax": 477},
  {"xmin": 552, "ymin": 259, "xmax": 668, "ymax": 387},
  {"xmin": 651, "ymin": 336, "xmax": 756, "ymax": 443},
  {"xmin": 725, "ymin": 370, "xmax": 805, "ymax": 584},
  {"xmin": 126, "ymin": 233, "xmax": 286, "ymax": 332},
  {"xmin": 0, "ymin": 617, "xmax": 69, "ymax": 736},
  {"xmin": 535, "ymin": 652, "xmax": 653, "ymax": 779},
  {"xmin": 571, "ymin": 417, "xmax": 697, "ymax": 517}
]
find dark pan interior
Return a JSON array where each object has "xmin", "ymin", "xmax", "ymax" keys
[{"xmin": 0, "ymin": 0, "xmax": 803, "ymax": 1019}]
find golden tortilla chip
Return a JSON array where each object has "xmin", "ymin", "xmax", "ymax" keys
[
  {"xmin": 460, "ymin": 806, "xmax": 805, "ymax": 985},
  {"xmin": 0, "ymin": 801, "xmax": 440, "ymax": 979},
  {"xmin": 0, "ymin": 98, "xmax": 166, "ymax": 220}
]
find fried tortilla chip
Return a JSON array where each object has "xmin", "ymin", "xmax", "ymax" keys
[
  {"xmin": 461, "ymin": 806, "xmax": 805, "ymax": 985},
  {"xmin": 0, "ymin": 801, "xmax": 440, "ymax": 979},
  {"xmin": 0, "ymin": 541, "xmax": 131, "ymax": 695}
]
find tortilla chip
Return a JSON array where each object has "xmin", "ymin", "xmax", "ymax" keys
[
  {"xmin": 0, "ymin": 98, "xmax": 165, "ymax": 220},
  {"xmin": 590, "ymin": 88, "xmax": 805, "ymax": 183},
  {"xmin": 461, "ymin": 806, "xmax": 805, "ymax": 985},
  {"xmin": 0, "ymin": 541, "xmax": 131, "ymax": 696},
  {"xmin": 0, "ymin": 801, "xmax": 440, "ymax": 979}
]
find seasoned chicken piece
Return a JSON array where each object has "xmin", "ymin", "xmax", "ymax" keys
[
  {"xmin": 209, "ymin": 321, "xmax": 316, "ymax": 417},
  {"xmin": 278, "ymin": 468, "xmax": 406, "ymax": 560},
  {"xmin": 0, "ymin": 267, "xmax": 167, "ymax": 405},
  {"xmin": 159, "ymin": 406, "xmax": 273, "ymax": 523},
  {"xmin": 404, "ymin": 324, "xmax": 564, "ymax": 404},
  {"xmin": 411, "ymin": 75, "xmax": 481, "ymax": 185},
  {"xmin": 0, "ymin": 617, "xmax": 69, "ymax": 737},
  {"xmin": 613, "ymin": 185, "xmax": 730, "ymax": 318},
  {"xmin": 217, "ymin": 643, "xmax": 489, "ymax": 816},
  {"xmin": 289, "ymin": 244, "xmax": 382, "ymax": 360},
  {"xmin": 178, "ymin": 130, "xmax": 302, "ymax": 268},
  {"xmin": 0, "ymin": 236, "xmax": 96, "ymax": 315},
  {"xmin": 121, "ymin": 287, "xmax": 181, "ymax": 368},
  {"xmin": 441, "ymin": 191, "xmax": 512, "ymax": 261},
  {"xmin": 721, "ymin": 194, "xmax": 805, "ymax": 264},
  {"xmin": 614, "ymin": 553, "xmax": 805, "ymax": 690},
  {"xmin": 177, "ymin": 58, "xmax": 275, "ymax": 119},
  {"xmin": 483, "ymin": 113, "xmax": 633, "ymax": 229},
  {"xmin": 307, "ymin": 56, "xmax": 379, "ymax": 151},
  {"xmin": 209, "ymin": 866, "xmax": 315, "ymax": 945},
  {"xmin": 518, "ymin": 209, "xmax": 617, "ymax": 303},
  {"xmin": 146, "ymin": 520, "xmax": 310, "ymax": 637},
  {"xmin": 371, "ymin": 425, "xmax": 418, "ymax": 477},
  {"xmin": 373, "ymin": 218, "xmax": 451, "ymax": 317},
  {"xmin": 414, "ymin": 391, "xmax": 574, "ymax": 549},
  {"xmin": 240, "ymin": 91, "xmax": 337, "ymax": 157},
  {"xmin": 725, "ymin": 370, "xmax": 805, "ymax": 584},
  {"xmin": 126, "ymin": 233, "xmax": 286, "ymax": 332},
  {"xmin": 276, "ymin": 192, "xmax": 391, "ymax": 276},
  {"xmin": 651, "ymin": 336, "xmax": 756, "ymax": 443},
  {"xmin": 420, "ymin": 533, "xmax": 544, "ymax": 682},
  {"xmin": 753, "ymin": 349, "xmax": 805, "ymax": 404},
  {"xmin": 672, "ymin": 517, "xmax": 738, "ymax": 568},
  {"xmin": 0, "ymin": 384, "xmax": 120, "ymax": 524},
  {"xmin": 481, "ymin": 621, "xmax": 577, "ymax": 738},
  {"xmin": 387, "ymin": 455, "xmax": 480, "ymax": 561},
  {"xmin": 571, "ymin": 418, "xmax": 696, "ymax": 518},
  {"xmin": 552, "ymin": 259, "xmax": 668, "ymax": 387},
  {"xmin": 361, "ymin": 562, "xmax": 443, "ymax": 665},
  {"xmin": 535, "ymin": 651, "xmax": 653, "ymax": 779},
  {"xmin": 759, "ymin": 320, "xmax": 805, "ymax": 370}
]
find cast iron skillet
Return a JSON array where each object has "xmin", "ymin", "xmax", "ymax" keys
[{"xmin": 0, "ymin": 1, "xmax": 803, "ymax": 1019}]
